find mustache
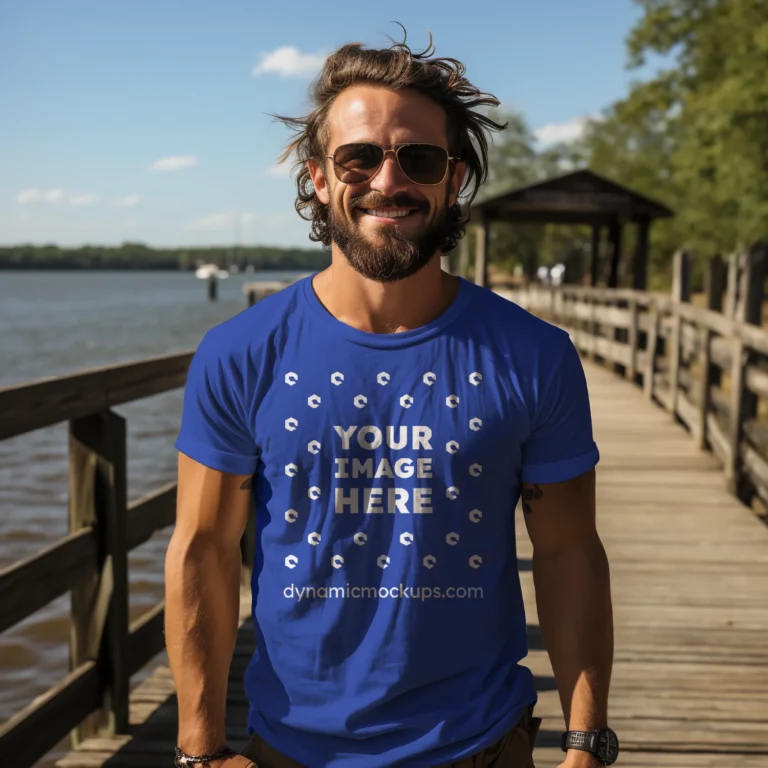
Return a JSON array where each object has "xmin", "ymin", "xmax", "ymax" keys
[{"xmin": 350, "ymin": 194, "xmax": 425, "ymax": 210}]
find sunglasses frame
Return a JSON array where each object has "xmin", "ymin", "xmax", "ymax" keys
[{"xmin": 325, "ymin": 142, "xmax": 461, "ymax": 186}]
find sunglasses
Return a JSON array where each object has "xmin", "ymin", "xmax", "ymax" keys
[{"xmin": 326, "ymin": 143, "xmax": 459, "ymax": 186}]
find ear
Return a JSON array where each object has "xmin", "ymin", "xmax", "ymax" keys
[
  {"xmin": 448, "ymin": 160, "xmax": 467, "ymax": 208},
  {"xmin": 307, "ymin": 157, "xmax": 331, "ymax": 205}
]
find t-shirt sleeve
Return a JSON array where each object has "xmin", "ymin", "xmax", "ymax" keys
[
  {"xmin": 174, "ymin": 331, "xmax": 259, "ymax": 476},
  {"xmin": 521, "ymin": 335, "xmax": 599, "ymax": 485}
]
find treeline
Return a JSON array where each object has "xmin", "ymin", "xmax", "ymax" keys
[
  {"xmin": 477, "ymin": 0, "xmax": 768, "ymax": 290},
  {"xmin": 0, "ymin": 243, "xmax": 331, "ymax": 271}
]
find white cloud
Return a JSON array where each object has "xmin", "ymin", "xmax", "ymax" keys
[
  {"xmin": 69, "ymin": 193, "xmax": 99, "ymax": 207},
  {"xmin": 150, "ymin": 154, "xmax": 198, "ymax": 172},
  {"xmin": 252, "ymin": 46, "xmax": 326, "ymax": 78},
  {"xmin": 185, "ymin": 210, "xmax": 292, "ymax": 233},
  {"xmin": 266, "ymin": 162, "xmax": 293, "ymax": 178},
  {"xmin": 533, "ymin": 116, "xmax": 592, "ymax": 146},
  {"xmin": 112, "ymin": 194, "xmax": 141, "ymax": 208},
  {"xmin": 185, "ymin": 211, "xmax": 239, "ymax": 232},
  {"xmin": 17, "ymin": 188, "xmax": 67, "ymax": 204}
]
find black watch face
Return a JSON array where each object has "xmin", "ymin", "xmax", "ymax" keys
[{"xmin": 597, "ymin": 729, "xmax": 619, "ymax": 765}]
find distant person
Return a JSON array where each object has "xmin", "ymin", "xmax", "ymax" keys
[{"xmin": 167, "ymin": 27, "xmax": 617, "ymax": 768}]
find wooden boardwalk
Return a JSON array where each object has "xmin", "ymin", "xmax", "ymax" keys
[{"xmin": 55, "ymin": 361, "xmax": 768, "ymax": 768}]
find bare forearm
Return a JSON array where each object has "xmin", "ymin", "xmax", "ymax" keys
[
  {"xmin": 533, "ymin": 538, "xmax": 613, "ymax": 730},
  {"xmin": 164, "ymin": 534, "xmax": 242, "ymax": 753}
]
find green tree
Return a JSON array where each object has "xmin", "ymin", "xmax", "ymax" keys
[{"xmin": 576, "ymin": 0, "xmax": 768, "ymax": 284}]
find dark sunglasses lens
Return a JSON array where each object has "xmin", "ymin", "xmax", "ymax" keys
[
  {"xmin": 399, "ymin": 145, "xmax": 448, "ymax": 184},
  {"xmin": 333, "ymin": 144, "xmax": 384, "ymax": 183}
]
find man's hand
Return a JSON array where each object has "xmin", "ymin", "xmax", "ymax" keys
[
  {"xmin": 557, "ymin": 751, "xmax": 602, "ymax": 768},
  {"xmin": 209, "ymin": 756, "xmax": 257, "ymax": 768}
]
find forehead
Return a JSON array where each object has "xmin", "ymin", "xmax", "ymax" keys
[{"xmin": 326, "ymin": 85, "xmax": 448, "ymax": 149}]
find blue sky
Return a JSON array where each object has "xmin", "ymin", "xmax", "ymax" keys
[{"xmin": 0, "ymin": 0, "xmax": 652, "ymax": 249}]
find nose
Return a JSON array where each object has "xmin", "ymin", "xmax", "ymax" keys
[{"xmin": 368, "ymin": 151, "xmax": 411, "ymax": 197}]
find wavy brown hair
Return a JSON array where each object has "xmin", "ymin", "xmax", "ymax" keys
[{"xmin": 269, "ymin": 26, "xmax": 507, "ymax": 253}]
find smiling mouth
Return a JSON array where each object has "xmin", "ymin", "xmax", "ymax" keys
[{"xmin": 360, "ymin": 208, "xmax": 421, "ymax": 220}]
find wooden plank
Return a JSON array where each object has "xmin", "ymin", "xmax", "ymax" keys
[
  {"xmin": 653, "ymin": 380, "xmax": 672, "ymax": 411},
  {"xmin": 521, "ymin": 361, "xmax": 768, "ymax": 764},
  {"xmin": 744, "ymin": 363, "xmax": 768, "ymax": 400},
  {"xmin": 69, "ymin": 411, "xmax": 130, "ymax": 743},
  {"xmin": 0, "ymin": 351, "xmax": 193, "ymax": 440},
  {"xmin": 0, "ymin": 660, "xmax": 101, "ymax": 768},
  {"xmin": 644, "ymin": 309, "xmax": 660, "ymax": 399},
  {"xmin": 697, "ymin": 257, "xmax": 726, "ymax": 452},
  {"xmin": 741, "ymin": 443, "xmax": 768, "ymax": 504},
  {"xmin": 675, "ymin": 391, "xmax": 700, "ymax": 441},
  {"xmin": 710, "ymin": 336, "xmax": 733, "ymax": 371},
  {"xmin": 741, "ymin": 442, "xmax": 768, "ymax": 497},
  {"xmin": 592, "ymin": 304, "xmax": 630, "ymax": 328},
  {"xmin": 743, "ymin": 418, "xmax": 768, "ymax": 456},
  {"xmin": 667, "ymin": 250, "xmax": 691, "ymax": 415},
  {"xmin": 126, "ymin": 482, "xmax": 177, "ymax": 552},
  {"xmin": 707, "ymin": 413, "xmax": 732, "ymax": 469},
  {"xmin": 128, "ymin": 602, "xmax": 166, "ymax": 678},
  {"xmin": 710, "ymin": 385, "xmax": 731, "ymax": 424},
  {"xmin": 101, "ymin": 410, "xmax": 130, "ymax": 735},
  {"xmin": 626, "ymin": 299, "xmax": 638, "ymax": 381},
  {"xmin": 474, "ymin": 217, "xmax": 489, "ymax": 287},
  {"xmin": 68, "ymin": 415, "xmax": 104, "ymax": 746},
  {"xmin": 728, "ymin": 244, "xmax": 767, "ymax": 499},
  {"xmin": 56, "ymin": 587, "xmax": 254, "ymax": 768},
  {"xmin": 0, "ymin": 527, "xmax": 97, "ymax": 634},
  {"xmin": 680, "ymin": 320, "xmax": 699, "ymax": 361},
  {"xmin": 592, "ymin": 335, "xmax": 632, "ymax": 367}
]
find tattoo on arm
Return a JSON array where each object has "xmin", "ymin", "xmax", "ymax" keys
[
  {"xmin": 522, "ymin": 483, "xmax": 543, "ymax": 515},
  {"xmin": 240, "ymin": 476, "xmax": 253, "ymax": 490}
]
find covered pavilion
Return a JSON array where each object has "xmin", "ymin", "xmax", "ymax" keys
[{"xmin": 455, "ymin": 169, "xmax": 674, "ymax": 289}]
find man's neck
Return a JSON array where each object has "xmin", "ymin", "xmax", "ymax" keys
[{"xmin": 311, "ymin": 252, "xmax": 460, "ymax": 335}]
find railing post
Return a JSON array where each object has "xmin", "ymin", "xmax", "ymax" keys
[
  {"xmin": 626, "ymin": 298, "xmax": 638, "ymax": 383},
  {"xmin": 698, "ymin": 256, "xmax": 726, "ymax": 450},
  {"xmin": 668, "ymin": 249, "xmax": 691, "ymax": 414},
  {"xmin": 724, "ymin": 251, "xmax": 740, "ymax": 320},
  {"xmin": 728, "ymin": 243, "xmax": 767, "ymax": 501},
  {"xmin": 474, "ymin": 218, "xmax": 489, "ymax": 288},
  {"xmin": 458, "ymin": 235, "xmax": 470, "ymax": 279},
  {"xmin": 69, "ymin": 409, "xmax": 130, "ymax": 746},
  {"xmin": 644, "ymin": 305, "xmax": 660, "ymax": 400}
]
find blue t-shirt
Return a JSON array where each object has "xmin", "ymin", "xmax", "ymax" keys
[{"xmin": 175, "ymin": 275, "xmax": 599, "ymax": 768}]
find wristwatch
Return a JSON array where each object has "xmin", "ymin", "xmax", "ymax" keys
[{"xmin": 560, "ymin": 727, "xmax": 619, "ymax": 765}]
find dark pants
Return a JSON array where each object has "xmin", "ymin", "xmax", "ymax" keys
[{"xmin": 241, "ymin": 707, "xmax": 541, "ymax": 768}]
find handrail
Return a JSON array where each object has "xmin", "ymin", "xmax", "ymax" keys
[
  {"xmin": 0, "ymin": 350, "xmax": 193, "ymax": 440},
  {"xmin": 498, "ymin": 241, "xmax": 768, "ymax": 516},
  {"xmin": 0, "ymin": 350, "xmax": 254, "ymax": 767}
]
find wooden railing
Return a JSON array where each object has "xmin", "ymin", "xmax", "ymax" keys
[
  {"xmin": 0, "ymin": 352, "xmax": 256, "ymax": 767},
  {"xmin": 499, "ymin": 242, "xmax": 768, "ymax": 514}
]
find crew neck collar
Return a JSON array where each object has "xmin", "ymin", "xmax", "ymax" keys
[{"xmin": 300, "ymin": 272, "xmax": 474, "ymax": 349}]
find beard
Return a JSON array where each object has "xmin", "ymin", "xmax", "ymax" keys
[{"xmin": 328, "ymin": 191, "xmax": 453, "ymax": 283}]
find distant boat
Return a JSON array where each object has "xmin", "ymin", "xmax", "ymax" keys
[{"xmin": 194, "ymin": 263, "xmax": 229, "ymax": 280}]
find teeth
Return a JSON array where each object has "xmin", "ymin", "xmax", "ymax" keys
[{"xmin": 366, "ymin": 209, "xmax": 412, "ymax": 218}]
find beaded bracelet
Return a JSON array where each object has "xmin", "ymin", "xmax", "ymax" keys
[{"xmin": 174, "ymin": 745, "xmax": 238, "ymax": 766}]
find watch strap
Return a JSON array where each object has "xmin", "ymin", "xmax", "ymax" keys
[{"xmin": 560, "ymin": 730, "xmax": 599, "ymax": 754}]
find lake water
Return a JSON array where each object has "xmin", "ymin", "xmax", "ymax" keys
[{"xmin": 0, "ymin": 269, "xmax": 308, "ymax": 765}]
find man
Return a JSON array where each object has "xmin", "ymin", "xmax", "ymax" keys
[{"xmin": 167, "ymin": 30, "xmax": 615, "ymax": 768}]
